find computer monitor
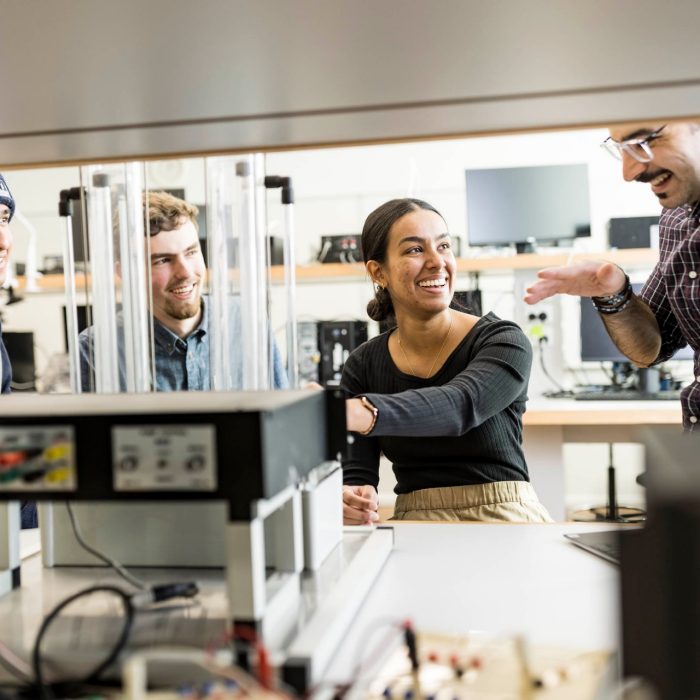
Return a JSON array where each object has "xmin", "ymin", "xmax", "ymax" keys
[
  {"xmin": 2, "ymin": 331, "xmax": 36, "ymax": 389},
  {"xmin": 580, "ymin": 283, "xmax": 694, "ymax": 362},
  {"xmin": 465, "ymin": 164, "xmax": 591, "ymax": 252}
]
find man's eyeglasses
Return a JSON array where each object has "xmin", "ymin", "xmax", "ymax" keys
[{"xmin": 601, "ymin": 125, "xmax": 666, "ymax": 163}]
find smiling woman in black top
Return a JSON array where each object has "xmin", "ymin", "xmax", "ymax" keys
[{"xmin": 341, "ymin": 198, "xmax": 551, "ymax": 525}]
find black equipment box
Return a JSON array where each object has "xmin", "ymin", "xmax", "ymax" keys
[
  {"xmin": 608, "ymin": 216, "xmax": 658, "ymax": 249},
  {"xmin": 317, "ymin": 235, "xmax": 362, "ymax": 263},
  {"xmin": 0, "ymin": 390, "xmax": 346, "ymax": 520}
]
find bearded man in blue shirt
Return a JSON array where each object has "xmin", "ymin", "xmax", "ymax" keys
[{"xmin": 79, "ymin": 190, "xmax": 288, "ymax": 391}]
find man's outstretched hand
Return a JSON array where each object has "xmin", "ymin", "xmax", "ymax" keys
[{"xmin": 524, "ymin": 261, "xmax": 627, "ymax": 305}]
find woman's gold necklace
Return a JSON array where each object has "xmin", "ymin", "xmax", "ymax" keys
[{"xmin": 397, "ymin": 312, "xmax": 453, "ymax": 378}]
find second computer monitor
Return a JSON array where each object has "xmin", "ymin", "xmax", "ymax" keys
[{"xmin": 580, "ymin": 283, "xmax": 694, "ymax": 362}]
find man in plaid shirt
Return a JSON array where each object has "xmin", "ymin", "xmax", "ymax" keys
[{"xmin": 525, "ymin": 121, "xmax": 700, "ymax": 431}]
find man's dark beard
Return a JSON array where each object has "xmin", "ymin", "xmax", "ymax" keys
[{"xmin": 165, "ymin": 297, "xmax": 202, "ymax": 321}]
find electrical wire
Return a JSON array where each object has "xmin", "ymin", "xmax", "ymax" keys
[
  {"xmin": 203, "ymin": 626, "xmax": 295, "ymax": 697},
  {"xmin": 350, "ymin": 618, "xmax": 405, "ymax": 682},
  {"xmin": 120, "ymin": 645, "xmax": 286, "ymax": 698},
  {"xmin": 599, "ymin": 362, "xmax": 615, "ymax": 382},
  {"xmin": 32, "ymin": 584, "xmax": 135, "ymax": 700},
  {"xmin": 537, "ymin": 338, "xmax": 565, "ymax": 393},
  {"xmin": 317, "ymin": 240, "xmax": 332, "ymax": 263},
  {"xmin": 30, "ymin": 582, "xmax": 199, "ymax": 699},
  {"xmin": 64, "ymin": 502, "xmax": 146, "ymax": 590},
  {"xmin": 571, "ymin": 365, "xmax": 594, "ymax": 387},
  {"xmin": 304, "ymin": 618, "xmax": 405, "ymax": 699}
]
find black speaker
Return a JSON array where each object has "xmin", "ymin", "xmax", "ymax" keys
[
  {"xmin": 608, "ymin": 216, "xmax": 658, "ymax": 249},
  {"xmin": 317, "ymin": 321, "xmax": 368, "ymax": 385}
]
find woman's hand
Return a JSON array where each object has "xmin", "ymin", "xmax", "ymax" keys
[
  {"xmin": 343, "ymin": 484, "xmax": 379, "ymax": 525},
  {"xmin": 346, "ymin": 397, "xmax": 375, "ymax": 433}
]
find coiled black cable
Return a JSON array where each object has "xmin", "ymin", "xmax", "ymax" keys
[{"xmin": 31, "ymin": 585, "xmax": 134, "ymax": 700}]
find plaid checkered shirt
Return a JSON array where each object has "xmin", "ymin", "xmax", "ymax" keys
[{"xmin": 640, "ymin": 201, "xmax": 700, "ymax": 431}]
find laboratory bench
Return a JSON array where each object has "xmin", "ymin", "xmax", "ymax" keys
[
  {"xmin": 0, "ymin": 521, "xmax": 622, "ymax": 697},
  {"xmin": 523, "ymin": 400, "xmax": 681, "ymax": 520}
]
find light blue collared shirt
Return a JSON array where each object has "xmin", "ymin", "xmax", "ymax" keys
[{"xmin": 79, "ymin": 297, "xmax": 288, "ymax": 392}]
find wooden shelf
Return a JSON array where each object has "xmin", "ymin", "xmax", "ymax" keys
[
  {"xmin": 453, "ymin": 247, "xmax": 658, "ymax": 272},
  {"xmin": 270, "ymin": 262, "xmax": 366, "ymax": 283},
  {"xmin": 16, "ymin": 273, "xmax": 87, "ymax": 292},
  {"xmin": 270, "ymin": 248, "xmax": 658, "ymax": 282},
  {"xmin": 524, "ymin": 403, "xmax": 681, "ymax": 426},
  {"xmin": 15, "ymin": 248, "xmax": 659, "ymax": 291}
]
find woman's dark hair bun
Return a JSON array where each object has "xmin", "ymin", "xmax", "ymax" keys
[{"xmin": 367, "ymin": 286, "xmax": 394, "ymax": 322}]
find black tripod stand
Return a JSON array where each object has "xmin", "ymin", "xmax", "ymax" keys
[{"xmin": 572, "ymin": 443, "xmax": 646, "ymax": 523}]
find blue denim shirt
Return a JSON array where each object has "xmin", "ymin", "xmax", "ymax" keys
[{"xmin": 78, "ymin": 297, "xmax": 288, "ymax": 392}]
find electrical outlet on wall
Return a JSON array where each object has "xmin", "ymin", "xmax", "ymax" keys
[
  {"xmin": 523, "ymin": 296, "xmax": 569, "ymax": 395},
  {"xmin": 526, "ymin": 305, "xmax": 553, "ymax": 344}
]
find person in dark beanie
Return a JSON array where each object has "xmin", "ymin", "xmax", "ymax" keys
[
  {"xmin": 0, "ymin": 173, "xmax": 38, "ymax": 529},
  {"xmin": 0, "ymin": 173, "xmax": 15, "ymax": 394}
]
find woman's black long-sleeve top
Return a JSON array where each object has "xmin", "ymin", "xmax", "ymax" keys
[{"xmin": 340, "ymin": 312, "xmax": 533, "ymax": 494}]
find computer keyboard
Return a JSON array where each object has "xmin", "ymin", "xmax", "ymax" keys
[
  {"xmin": 564, "ymin": 531, "xmax": 622, "ymax": 564},
  {"xmin": 573, "ymin": 389, "xmax": 681, "ymax": 401}
]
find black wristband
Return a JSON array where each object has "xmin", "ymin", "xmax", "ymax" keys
[{"xmin": 591, "ymin": 273, "xmax": 632, "ymax": 314}]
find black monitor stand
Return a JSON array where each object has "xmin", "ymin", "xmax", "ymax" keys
[
  {"xmin": 637, "ymin": 367, "xmax": 661, "ymax": 394},
  {"xmin": 514, "ymin": 241, "xmax": 536, "ymax": 254}
]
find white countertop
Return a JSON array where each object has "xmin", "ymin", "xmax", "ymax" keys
[{"xmin": 325, "ymin": 522, "xmax": 621, "ymax": 680}]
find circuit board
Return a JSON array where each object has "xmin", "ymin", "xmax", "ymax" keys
[{"xmin": 362, "ymin": 631, "xmax": 614, "ymax": 700}]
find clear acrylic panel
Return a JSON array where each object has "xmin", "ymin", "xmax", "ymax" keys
[{"xmin": 74, "ymin": 163, "xmax": 154, "ymax": 394}]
